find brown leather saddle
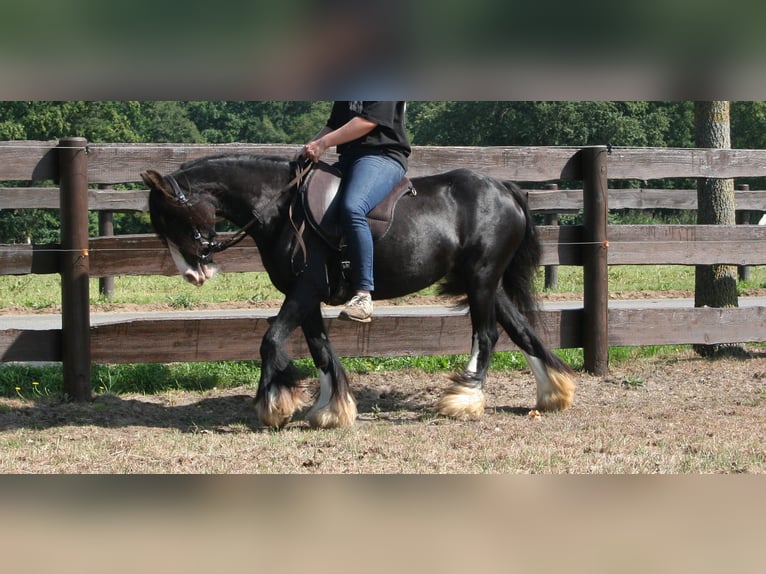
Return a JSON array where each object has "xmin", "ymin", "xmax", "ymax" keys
[{"xmin": 298, "ymin": 160, "xmax": 415, "ymax": 250}]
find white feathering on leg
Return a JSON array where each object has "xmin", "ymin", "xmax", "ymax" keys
[
  {"xmin": 307, "ymin": 392, "xmax": 358, "ymax": 429},
  {"xmin": 306, "ymin": 370, "xmax": 357, "ymax": 428},
  {"xmin": 524, "ymin": 353, "xmax": 575, "ymax": 412},
  {"xmin": 255, "ymin": 384, "xmax": 309, "ymax": 429},
  {"xmin": 436, "ymin": 383, "xmax": 486, "ymax": 420}
]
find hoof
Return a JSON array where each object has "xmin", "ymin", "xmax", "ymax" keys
[
  {"xmin": 436, "ymin": 383, "xmax": 486, "ymax": 420},
  {"xmin": 536, "ymin": 368, "xmax": 576, "ymax": 412},
  {"xmin": 307, "ymin": 392, "xmax": 358, "ymax": 429},
  {"xmin": 255, "ymin": 385, "xmax": 309, "ymax": 429}
]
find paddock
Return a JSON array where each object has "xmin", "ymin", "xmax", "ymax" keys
[{"xmin": 3, "ymin": 141, "xmax": 766, "ymax": 400}]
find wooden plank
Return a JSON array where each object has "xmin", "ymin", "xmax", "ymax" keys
[
  {"xmin": 87, "ymin": 189, "xmax": 149, "ymax": 211},
  {"xmin": 0, "ymin": 141, "xmax": 59, "ymax": 181},
  {"xmin": 0, "ymin": 187, "xmax": 60, "ymax": 209},
  {"xmin": 4, "ymin": 185, "xmax": 764, "ymax": 213},
  {"xmin": 0, "ymin": 329, "xmax": 61, "ymax": 362},
  {"xmin": 606, "ymin": 188, "xmax": 766, "ymax": 211},
  {"xmin": 526, "ymin": 188, "xmax": 584, "ymax": 211},
  {"xmin": 0, "ymin": 243, "xmax": 60, "ymax": 275},
  {"xmin": 88, "ymin": 233, "xmax": 265, "ymax": 276},
  {"xmin": 527, "ymin": 188, "xmax": 766, "ymax": 212},
  {"xmin": 7, "ymin": 305, "xmax": 766, "ymax": 364},
  {"xmin": 15, "ymin": 222, "xmax": 766, "ymax": 278},
  {"xmin": 609, "ymin": 147, "xmax": 766, "ymax": 180},
  {"xmin": 408, "ymin": 146, "xmax": 583, "ymax": 181},
  {"xmin": 89, "ymin": 307, "xmax": 582, "ymax": 364},
  {"xmin": 607, "ymin": 225, "xmax": 766, "ymax": 265},
  {"xmin": 538, "ymin": 225, "xmax": 585, "ymax": 266},
  {"xmin": 86, "ymin": 143, "xmax": 305, "ymax": 185},
  {"xmin": 0, "ymin": 187, "xmax": 149, "ymax": 211},
  {"xmin": 609, "ymin": 306, "xmax": 766, "ymax": 347},
  {"xmin": 607, "ymin": 189, "xmax": 697, "ymax": 211},
  {"xmin": 88, "ymin": 227, "xmax": 581, "ymax": 276},
  {"xmin": 86, "ymin": 144, "xmax": 584, "ymax": 184},
  {"xmin": 6, "ymin": 142, "xmax": 766, "ymax": 188}
]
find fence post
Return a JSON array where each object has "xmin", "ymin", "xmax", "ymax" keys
[
  {"xmin": 736, "ymin": 183, "xmax": 751, "ymax": 282},
  {"xmin": 58, "ymin": 137, "xmax": 91, "ymax": 401},
  {"xmin": 543, "ymin": 183, "xmax": 559, "ymax": 289},
  {"xmin": 98, "ymin": 184, "xmax": 115, "ymax": 299},
  {"xmin": 581, "ymin": 146, "xmax": 609, "ymax": 375}
]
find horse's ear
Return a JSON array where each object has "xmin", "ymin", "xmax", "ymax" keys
[{"xmin": 141, "ymin": 170, "xmax": 165, "ymax": 191}]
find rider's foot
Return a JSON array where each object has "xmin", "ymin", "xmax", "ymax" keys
[{"xmin": 338, "ymin": 292, "xmax": 373, "ymax": 323}]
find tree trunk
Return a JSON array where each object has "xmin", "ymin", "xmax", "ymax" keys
[{"xmin": 694, "ymin": 101, "xmax": 740, "ymax": 357}]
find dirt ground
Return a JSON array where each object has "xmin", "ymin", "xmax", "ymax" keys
[
  {"xmin": 1, "ymin": 340, "xmax": 765, "ymax": 473},
  {"xmin": 2, "ymin": 288, "xmax": 766, "ymax": 473}
]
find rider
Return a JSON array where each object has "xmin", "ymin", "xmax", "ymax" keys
[{"xmin": 302, "ymin": 101, "xmax": 411, "ymax": 322}]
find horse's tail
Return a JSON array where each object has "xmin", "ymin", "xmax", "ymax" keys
[{"xmin": 500, "ymin": 180, "xmax": 542, "ymax": 319}]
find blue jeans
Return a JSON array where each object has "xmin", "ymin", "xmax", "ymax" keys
[{"xmin": 336, "ymin": 154, "xmax": 405, "ymax": 293}]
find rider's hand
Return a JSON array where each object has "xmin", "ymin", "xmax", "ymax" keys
[{"xmin": 303, "ymin": 138, "xmax": 327, "ymax": 163}]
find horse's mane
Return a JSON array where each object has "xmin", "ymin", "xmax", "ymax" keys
[{"xmin": 179, "ymin": 154, "xmax": 290, "ymax": 172}]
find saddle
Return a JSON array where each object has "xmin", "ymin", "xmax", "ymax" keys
[{"xmin": 298, "ymin": 161, "xmax": 415, "ymax": 250}]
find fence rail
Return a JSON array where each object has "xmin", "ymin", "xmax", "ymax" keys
[{"xmin": 3, "ymin": 141, "xmax": 766, "ymax": 400}]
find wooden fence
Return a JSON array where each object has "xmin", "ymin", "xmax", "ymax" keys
[{"xmin": 3, "ymin": 140, "xmax": 766, "ymax": 401}]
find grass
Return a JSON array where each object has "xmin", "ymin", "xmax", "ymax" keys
[
  {"xmin": 3, "ymin": 265, "xmax": 766, "ymax": 309},
  {"xmin": 0, "ymin": 345, "xmax": 694, "ymax": 400},
  {"xmin": 2, "ymin": 265, "xmax": 765, "ymax": 398}
]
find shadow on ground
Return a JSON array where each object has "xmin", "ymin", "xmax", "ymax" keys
[{"xmin": 0, "ymin": 381, "xmax": 491, "ymax": 433}]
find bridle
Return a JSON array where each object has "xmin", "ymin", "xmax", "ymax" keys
[{"xmin": 163, "ymin": 159, "xmax": 314, "ymax": 264}]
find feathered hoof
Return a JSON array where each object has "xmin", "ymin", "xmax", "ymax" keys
[
  {"xmin": 436, "ymin": 383, "xmax": 486, "ymax": 420},
  {"xmin": 255, "ymin": 385, "xmax": 309, "ymax": 429},
  {"xmin": 536, "ymin": 368, "xmax": 576, "ymax": 412},
  {"xmin": 307, "ymin": 393, "xmax": 358, "ymax": 429}
]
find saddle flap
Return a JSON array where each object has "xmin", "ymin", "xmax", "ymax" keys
[
  {"xmin": 299, "ymin": 161, "xmax": 415, "ymax": 248},
  {"xmin": 301, "ymin": 161, "xmax": 344, "ymax": 247},
  {"xmin": 303, "ymin": 161, "xmax": 343, "ymax": 225}
]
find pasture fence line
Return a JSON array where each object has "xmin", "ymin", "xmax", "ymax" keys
[{"xmin": 3, "ymin": 141, "xmax": 766, "ymax": 400}]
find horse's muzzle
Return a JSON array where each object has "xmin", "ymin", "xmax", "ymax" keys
[{"xmin": 183, "ymin": 264, "xmax": 217, "ymax": 286}]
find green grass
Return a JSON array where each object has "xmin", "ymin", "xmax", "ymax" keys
[
  {"xmin": 540, "ymin": 265, "xmax": 766, "ymax": 294},
  {"xmin": 3, "ymin": 265, "xmax": 766, "ymax": 310},
  {"xmin": 0, "ymin": 273, "xmax": 284, "ymax": 309}
]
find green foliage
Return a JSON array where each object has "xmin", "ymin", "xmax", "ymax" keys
[
  {"xmin": 408, "ymin": 101, "xmax": 695, "ymax": 148},
  {"xmin": 0, "ymin": 208, "xmax": 60, "ymax": 243},
  {"xmin": 183, "ymin": 101, "xmax": 330, "ymax": 144},
  {"xmin": 112, "ymin": 212, "xmax": 152, "ymax": 235}
]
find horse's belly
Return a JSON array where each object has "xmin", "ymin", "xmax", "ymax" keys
[{"xmin": 372, "ymin": 253, "xmax": 452, "ymax": 299}]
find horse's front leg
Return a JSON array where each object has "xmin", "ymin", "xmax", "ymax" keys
[
  {"xmin": 254, "ymin": 297, "xmax": 310, "ymax": 429},
  {"xmin": 301, "ymin": 306, "xmax": 357, "ymax": 428}
]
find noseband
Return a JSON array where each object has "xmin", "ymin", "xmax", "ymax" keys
[
  {"xmin": 163, "ymin": 174, "xmax": 225, "ymax": 264},
  {"xmin": 163, "ymin": 159, "xmax": 314, "ymax": 263}
]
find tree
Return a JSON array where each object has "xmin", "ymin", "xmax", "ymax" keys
[{"xmin": 693, "ymin": 101, "xmax": 739, "ymax": 357}]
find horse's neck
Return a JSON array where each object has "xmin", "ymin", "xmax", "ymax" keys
[
  {"xmin": 204, "ymin": 159, "xmax": 295, "ymax": 293},
  {"xmin": 213, "ymin": 162, "xmax": 293, "ymax": 229}
]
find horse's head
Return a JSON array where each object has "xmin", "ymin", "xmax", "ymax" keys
[{"xmin": 142, "ymin": 169, "xmax": 219, "ymax": 286}]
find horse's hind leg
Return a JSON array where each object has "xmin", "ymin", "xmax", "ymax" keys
[
  {"xmin": 301, "ymin": 306, "xmax": 357, "ymax": 428},
  {"xmin": 435, "ymin": 284, "xmax": 498, "ymax": 420},
  {"xmin": 495, "ymin": 290, "xmax": 576, "ymax": 411}
]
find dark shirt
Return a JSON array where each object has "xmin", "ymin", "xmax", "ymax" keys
[{"xmin": 326, "ymin": 101, "xmax": 411, "ymax": 171}]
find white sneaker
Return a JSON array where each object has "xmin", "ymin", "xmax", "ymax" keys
[{"xmin": 339, "ymin": 293, "xmax": 373, "ymax": 323}]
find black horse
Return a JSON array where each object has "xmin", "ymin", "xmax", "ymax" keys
[{"xmin": 142, "ymin": 154, "xmax": 575, "ymax": 429}]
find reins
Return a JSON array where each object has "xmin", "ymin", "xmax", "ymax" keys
[{"xmin": 164, "ymin": 158, "xmax": 314, "ymax": 262}]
